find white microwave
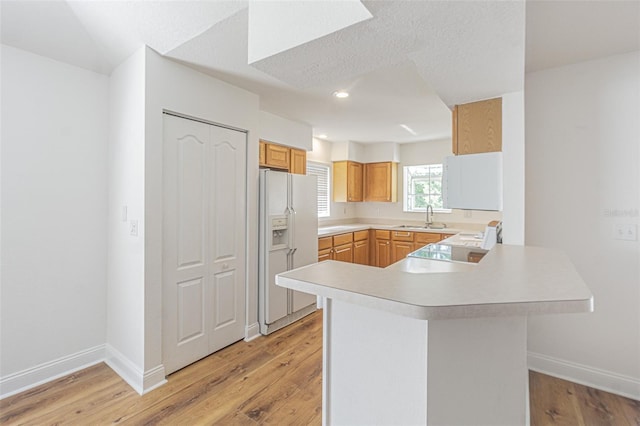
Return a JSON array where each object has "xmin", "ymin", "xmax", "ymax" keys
[{"xmin": 443, "ymin": 152, "xmax": 503, "ymax": 211}]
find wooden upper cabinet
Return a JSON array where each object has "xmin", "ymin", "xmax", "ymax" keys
[
  {"xmin": 265, "ymin": 142, "xmax": 290, "ymax": 169},
  {"xmin": 260, "ymin": 140, "xmax": 307, "ymax": 174},
  {"xmin": 290, "ymin": 148, "xmax": 307, "ymax": 175},
  {"xmin": 259, "ymin": 141, "xmax": 266, "ymax": 166},
  {"xmin": 364, "ymin": 162, "xmax": 397, "ymax": 202},
  {"xmin": 452, "ymin": 97, "xmax": 502, "ymax": 155},
  {"xmin": 333, "ymin": 161, "xmax": 363, "ymax": 202}
]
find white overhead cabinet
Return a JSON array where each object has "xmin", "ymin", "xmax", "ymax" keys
[{"xmin": 443, "ymin": 152, "xmax": 503, "ymax": 211}]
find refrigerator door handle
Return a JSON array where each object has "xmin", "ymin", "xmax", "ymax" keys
[{"xmin": 288, "ymin": 206, "xmax": 295, "ymax": 256}]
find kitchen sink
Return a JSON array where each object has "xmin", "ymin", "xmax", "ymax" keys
[{"xmin": 394, "ymin": 223, "xmax": 447, "ymax": 230}]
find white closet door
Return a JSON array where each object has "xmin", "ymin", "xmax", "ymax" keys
[
  {"xmin": 206, "ymin": 124, "xmax": 246, "ymax": 354},
  {"xmin": 162, "ymin": 114, "xmax": 246, "ymax": 374}
]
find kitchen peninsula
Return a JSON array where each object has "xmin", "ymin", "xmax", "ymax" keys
[{"xmin": 276, "ymin": 243, "xmax": 593, "ymax": 425}]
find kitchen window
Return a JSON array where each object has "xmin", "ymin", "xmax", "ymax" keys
[
  {"xmin": 307, "ymin": 162, "xmax": 330, "ymax": 218},
  {"xmin": 403, "ymin": 164, "xmax": 451, "ymax": 213}
]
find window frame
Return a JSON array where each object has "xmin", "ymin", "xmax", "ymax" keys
[
  {"xmin": 307, "ymin": 161, "xmax": 331, "ymax": 218},
  {"xmin": 402, "ymin": 163, "xmax": 451, "ymax": 213}
]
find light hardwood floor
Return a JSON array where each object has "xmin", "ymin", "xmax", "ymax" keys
[{"xmin": 2, "ymin": 311, "xmax": 639, "ymax": 425}]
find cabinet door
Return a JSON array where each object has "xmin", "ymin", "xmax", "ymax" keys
[
  {"xmin": 347, "ymin": 162, "xmax": 363, "ymax": 202},
  {"xmin": 290, "ymin": 148, "xmax": 307, "ymax": 175},
  {"xmin": 333, "ymin": 243, "xmax": 353, "ymax": 263},
  {"xmin": 452, "ymin": 97, "xmax": 502, "ymax": 154},
  {"xmin": 353, "ymin": 239, "xmax": 369, "ymax": 265},
  {"xmin": 265, "ymin": 142, "xmax": 290, "ymax": 169},
  {"xmin": 318, "ymin": 248, "xmax": 333, "ymax": 262},
  {"xmin": 392, "ymin": 241, "xmax": 414, "ymax": 263},
  {"xmin": 364, "ymin": 162, "xmax": 397, "ymax": 202},
  {"xmin": 259, "ymin": 141, "xmax": 266, "ymax": 166},
  {"xmin": 333, "ymin": 161, "xmax": 363, "ymax": 202},
  {"xmin": 375, "ymin": 239, "xmax": 392, "ymax": 268}
]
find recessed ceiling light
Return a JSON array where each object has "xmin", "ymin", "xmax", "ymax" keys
[
  {"xmin": 333, "ymin": 91, "xmax": 349, "ymax": 98},
  {"xmin": 316, "ymin": 134, "xmax": 328, "ymax": 139}
]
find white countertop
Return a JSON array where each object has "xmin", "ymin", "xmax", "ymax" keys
[
  {"xmin": 318, "ymin": 223, "xmax": 460, "ymax": 238},
  {"xmin": 277, "ymin": 244, "xmax": 594, "ymax": 320}
]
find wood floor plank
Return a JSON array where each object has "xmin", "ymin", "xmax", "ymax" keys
[
  {"xmin": 572, "ymin": 381, "xmax": 634, "ymax": 426},
  {"xmin": 0, "ymin": 363, "xmax": 125, "ymax": 425},
  {"xmin": 617, "ymin": 395, "xmax": 640, "ymax": 425},
  {"xmin": 529, "ymin": 370, "xmax": 584, "ymax": 426},
  {"xmin": 2, "ymin": 312, "xmax": 639, "ymax": 426}
]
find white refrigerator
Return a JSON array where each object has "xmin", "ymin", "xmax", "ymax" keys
[{"xmin": 259, "ymin": 169, "xmax": 318, "ymax": 335}]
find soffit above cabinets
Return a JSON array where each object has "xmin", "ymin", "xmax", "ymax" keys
[{"xmin": 2, "ymin": 1, "xmax": 637, "ymax": 144}]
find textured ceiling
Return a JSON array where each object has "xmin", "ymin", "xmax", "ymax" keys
[{"xmin": 1, "ymin": 0, "xmax": 638, "ymax": 144}]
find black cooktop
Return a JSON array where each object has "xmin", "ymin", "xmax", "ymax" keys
[{"xmin": 408, "ymin": 243, "xmax": 488, "ymax": 264}]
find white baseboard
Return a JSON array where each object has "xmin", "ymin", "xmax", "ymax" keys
[
  {"xmin": 0, "ymin": 345, "xmax": 105, "ymax": 399},
  {"xmin": 528, "ymin": 351, "xmax": 640, "ymax": 400},
  {"xmin": 104, "ymin": 345, "xmax": 166, "ymax": 395},
  {"xmin": 244, "ymin": 322, "xmax": 261, "ymax": 342}
]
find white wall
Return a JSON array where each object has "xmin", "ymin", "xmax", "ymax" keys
[
  {"xmin": 258, "ymin": 110, "xmax": 312, "ymax": 150},
  {"xmin": 1, "ymin": 45, "xmax": 108, "ymax": 396},
  {"xmin": 144, "ymin": 49, "xmax": 261, "ymax": 388},
  {"xmin": 105, "ymin": 48, "xmax": 148, "ymax": 392},
  {"xmin": 501, "ymin": 91, "xmax": 525, "ymax": 245},
  {"xmin": 105, "ymin": 48, "xmax": 261, "ymax": 394},
  {"xmin": 525, "ymin": 51, "xmax": 640, "ymax": 399},
  {"xmin": 309, "ymin": 138, "xmax": 359, "ymax": 223},
  {"xmin": 354, "ymin": 139, "xmax": 502, "ymax": 229}
]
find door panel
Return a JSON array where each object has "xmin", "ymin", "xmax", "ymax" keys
[
  {"xmin": 211, "ymin": 140, "xmax": 237, "ymax": 261},
  {"xmin": 163, "ymin": 114, "xmax": 246, "ymax": 374},
  {"xmin": 177, "ymin": 278, "xmax": 205, "ymax": 343},
  {"xmin": 177, "ymin": 138, "xmax": 205, "ymax": 268},
  {"xmin": 163, "ymin": 115, "xmax": 210, "ymax": 374},
  {"xmin": 207, "ymin": 125, "xmax": 246, "ymax": 355},
  {"xmin": 213, "ymin": 271, "xmax": 236, "ymax": 328}
]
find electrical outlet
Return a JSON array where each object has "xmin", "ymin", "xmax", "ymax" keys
[
  {"xmin": 464, "ymin": 210, "xmax": 472, "ymax": 218},
  {"xmin": 130, "ymin": 220, "xmax": 139, "ymax": 236},
  {"xmin": 613, "ymin": 224, "xmax": 637, "ymax": 241}
]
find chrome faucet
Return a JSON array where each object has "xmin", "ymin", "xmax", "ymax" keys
[{"xmin": 425, "ymin": 204, "xmax": 434, "ymax": 228}]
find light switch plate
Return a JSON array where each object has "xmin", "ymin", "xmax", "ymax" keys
[
  {"xmin": 130, "ymin": 220, "xmax": 139, "ymax": 236},
  {"xmin": 613, "ymin": 224, "xmax": 637, "ymax": 241}
]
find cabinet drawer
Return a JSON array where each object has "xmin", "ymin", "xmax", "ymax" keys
[
  {"xmin": 318, "ymin": 248, "xmax": 332, "ymax": 262},
  {"xmin": 375, "ymin": 230, "xmax": 390, "ymax": 240},
  {"xmin": 353, "ymin": 230, "xmax": 369, "ymax": 241},
  {"xmin": 318, "ymin": 236, "xmax": 333, "ymax": 251},
  {"xmin": 333, "ymin": 232, "xmax": 353, "ymax": 246},
  {"xmin": 415, "ymin": 232, "xmax": 443, "ymax": 245},
  {"xmin": 392, "ymin": 230, "xmax": 414, "ymax": 242},
  {"xmin": 333, "ymin": 243, "xmax": 353, "ymax": 263}
]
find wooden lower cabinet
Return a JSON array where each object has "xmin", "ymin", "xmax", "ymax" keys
[
  {"xmin": 318, "ymin": 248, "xmax": 332, "ymax": 262},
  {"xmin": 319, "ymin": 229, "xmax": 448, "ymax": 267},
  {"xmin": 353, "ymin": 230, "xmax": 370, "ymax": 265},
  {"xmin": 374, "ymin": 230, "xmax": 392, "ymax": 268},
  {"xmin": 333, "ymin": 243, "xmax": 353, "ymax": 263},
  {"xmin": 391, "ymin": 241, "xmax": 414, "ymax": 264},
  {"xmin": 415, "ymin": 232, "xmax": 444, "ymax": 249}
]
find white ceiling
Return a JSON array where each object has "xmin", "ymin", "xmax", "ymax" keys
[{"xmin": 1, "ymin": 0, "xmax": 638, "ymax": 144}]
